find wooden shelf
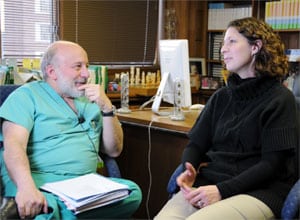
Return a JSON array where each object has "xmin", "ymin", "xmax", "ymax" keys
[
  {"xmin": 107, "ymin": 86, "xmax": 157, "ymax": 98},
  {"xmin": 108, "ymin": 87, "xmax": 200, "ymax": 98},
  {"xmin": 129, "ymin": 86, "xmax": 158, "ymax": 96}
]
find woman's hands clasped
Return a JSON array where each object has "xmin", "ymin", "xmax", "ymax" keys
[{"xmin": 177, "ymin": 162, "xmax": 222, "ymax": 209}]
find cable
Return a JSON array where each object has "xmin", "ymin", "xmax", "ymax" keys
[
  {"xmin": 139, "ymin": 95, "xmax": 155, "ymax": 110},
  {"xmin": 79, "ymin": 121, "xmax": 103, "ymax": 164},
  {"xmin": 145, "ymin": 119, "xmax": 154, "ymax": 219}
]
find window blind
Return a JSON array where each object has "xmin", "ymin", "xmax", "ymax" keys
[
  {"xmin": 59, "ymin": 0, "xmax": 159, "ymax": 65},
  {"xmin": 0, "ymin": 0, "xmax": 57, "ymax": 59},
  {"xmin": 0, "ymin": 0, "xmax": 159, "ymax": 66}
]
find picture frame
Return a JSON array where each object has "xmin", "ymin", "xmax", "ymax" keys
[
  {"xmin": 201, "ymin": 76, "xmax": 220, "ymax": 90},
  {"xmin": 189, "ymin": 57, "xmax": 207, "ymax": 76}
]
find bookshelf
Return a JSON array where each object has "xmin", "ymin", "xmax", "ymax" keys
[
  {"xmin": 206, "ymin": 0, "xmax": 299, "ymax": 84},
  {"xmin": 206, "ymin": 1, "xmax": 255, "ymax": 81},
  {"xmin": 207, "ymin": 31, "xmax": 223, "ymax": 79},
  {"xmin": 164, "ymin": 0, "xmax": 299, "ymax": 102},
  {"xmin": 265, "ymin": 0, "xmax": 300, "ymax": 30}
]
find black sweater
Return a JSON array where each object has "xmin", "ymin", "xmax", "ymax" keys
[{"xmin": 183, "ymin": 74, "xmax": 299, "ymax": 218}]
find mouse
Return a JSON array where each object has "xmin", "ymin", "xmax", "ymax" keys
[{"xmin": 189, "ymin": 104, "xmax": 205, "ymax": 110}]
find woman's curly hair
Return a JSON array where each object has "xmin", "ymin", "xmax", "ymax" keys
[{"xmin": 227, "ymin": 17, "xmax": 288, "ymax": 78}]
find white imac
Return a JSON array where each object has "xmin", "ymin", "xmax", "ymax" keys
[{"xmin": 152, "ymin": 39, "xmax": 192, "ymax": 120}]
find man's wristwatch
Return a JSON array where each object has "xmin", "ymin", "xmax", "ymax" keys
[{"xmin": 101, "ymin": 105, "xmax": 116, "ymax": 117}]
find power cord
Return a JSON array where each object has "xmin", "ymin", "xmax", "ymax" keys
[
  {"xmin": 146, "ymin": 119, "xmax": 154, "ymax": 219},
  {"xmin": 145, "ymin": 114, "xmax": 170, "ymax": 219},
  {"xmin": 139, "ymin": 95, "xmax": 155, "ymax": 110}
]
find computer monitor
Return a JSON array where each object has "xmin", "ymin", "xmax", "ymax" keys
[{"xmin": 152, "ymin": 39, "xmax": 191, "ymax": 120}]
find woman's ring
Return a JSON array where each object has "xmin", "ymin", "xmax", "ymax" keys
[{"xmin": 197, "ymin": 201, "xmax": 204, "ymax": 207}]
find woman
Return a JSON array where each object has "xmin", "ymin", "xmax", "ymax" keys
[{"xmin": 155, "ymin": 17, "xmax": 298, "ymax": 220}]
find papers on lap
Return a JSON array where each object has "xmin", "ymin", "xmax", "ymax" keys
[{"xmin": 40, "ymin": 173, "xmax": 130, "ymax": 214}]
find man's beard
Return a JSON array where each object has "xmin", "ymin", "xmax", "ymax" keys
[{"xmin": 57, "ymin": 75, "xmax": 86, "ymax": 98}]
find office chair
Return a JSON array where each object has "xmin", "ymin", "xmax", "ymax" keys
[
  {"xmin": 167, "ymin": 142, "xmax": 299, "ymax": 219},
  {"xmin": 0, "ymin": 84, "xmax": 121, "ymax": 219},
  {"xmin": 293, "ymin": 74, "xmax": 300, "ymax": 110},
  {"xmin": 167, "ymin": 165, "xmax": 299, "ymax": 220}
]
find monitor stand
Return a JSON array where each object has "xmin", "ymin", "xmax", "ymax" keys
[
  {"xmin": 151, "ymin": 72, "xmax": 170, "ymax": 115},
  {"xmin": 151, "ymin": 72, "xmax": 185, "ymax": 120}
]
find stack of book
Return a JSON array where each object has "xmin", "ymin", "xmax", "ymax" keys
[
  {"xmin": 265, "ymin": 0, "xmax": 300, "ymax": 30},
  {"xmin": 208, "ymin": 3, "xmax": 252, "ymax": 30},
  {"xmin": 40, "ymin": 173, "xmax": 129, "ymax": 214},
  {"xmin": 208, "ymin": 34, "xmax": 223, "ymax": 61}
]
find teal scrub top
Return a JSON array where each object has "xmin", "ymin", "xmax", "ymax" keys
[{"xmin": 0, "ymin": 81, "xmax": 103, "ymax": 195}]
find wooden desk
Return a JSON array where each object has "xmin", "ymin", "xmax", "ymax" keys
[{"xmin": 116, "ymin": 108, "xmax": 201, "ymax": 219}]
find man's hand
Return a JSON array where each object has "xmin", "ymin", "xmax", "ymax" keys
[
  {"xmin": 15, "ymin": 188, "xmax": 48, "ymax": 219},
  {"xmin": 78, "ymin": 84, "xmax": 112, "ymax": 111},
  {"xmin": 2, "ymin": 121, "xmax": 48, "ymax": 218},
  {"xmin": 78, "ymin": 83, "xmax": 123, "ymax": 158}
]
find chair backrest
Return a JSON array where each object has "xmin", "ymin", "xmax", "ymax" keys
[
  {"xmin": 0, "ymin": 85, "xmax": 20, "ymax": 107},
  {"xmin": 281, "ymin": 179, "xmax": 300, "ymax": 220},
  {"xmin": 293, "ymin": 74, "xmax": 300, "ymax": 110},
  {"xmin": 281, "ymin": 77, "xmax": 300, "ymax": 219}
]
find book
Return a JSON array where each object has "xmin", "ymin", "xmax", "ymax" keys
[{"xmin": 40, "ymin": 173, "xmax": 130, "ymax": 214}]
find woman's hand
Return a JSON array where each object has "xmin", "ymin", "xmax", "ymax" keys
[
  {"xmin": 181, "ymin": 185, "xmax": 222, "ymax": 209},
  {"xmin": 176, "ymin": 162, "xmax": 197, "ymax": 190},
  {"xmin": 177, "ymin": 162, "xmax": 222, "ymax": 209}
]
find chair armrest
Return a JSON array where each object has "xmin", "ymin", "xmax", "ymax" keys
[
  {"xmin": 102, "ymin": 155, "xmax": 121, "ymax": 178},
  {"xmin": 167, "ymin": 164, "xmax": 184, "ymax": 198},
  {"xmin": 281, "ymin": 179, "xmax": 300, "ymax": 220},
  {"xmin": 0, "ymin": 197, "xmax": 19, "ymax": 219}
]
